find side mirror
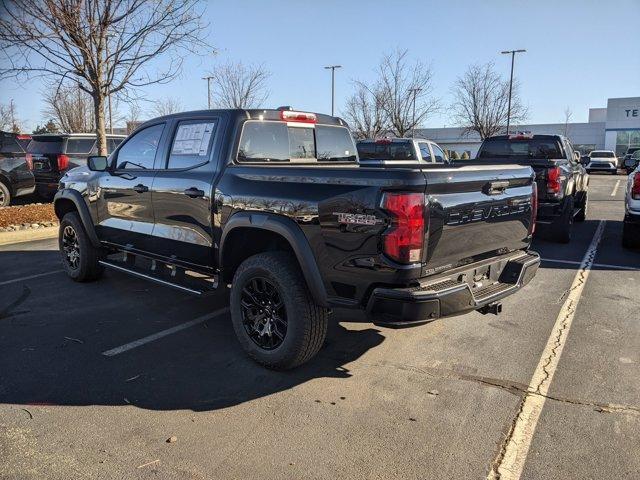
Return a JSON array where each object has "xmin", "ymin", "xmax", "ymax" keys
[
  {"xmin": 87, "ymin": 155, "xmax": 109, "ymax": 172},
  {"xmin": 573, "ymin": 152, "xmax": 580, "ymax": 162}
]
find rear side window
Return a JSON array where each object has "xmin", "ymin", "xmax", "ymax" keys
[
  {"xmin": 66, "ymin": 138, "xmax": 96, "ymax": 154},
  {"xmin": 237, "ymin": 121, "xmax": 357, "ymax": 163},
  {"xmin": 478, "ymin": 137, "xmax": 563, "ymax": 160},
  {"xmin": 27, "ymin": 137, "xmax": 64, "ymax": 154},
  {"xmin": 168, "ymin": 120, "xmax": 217, "ymax": 169},
  {"xmin": 418, "ymin": 143, "xmax": 432, "ymax": 161},
  {"xmin": 116, "ymin": 124, "xmax": 165, "ymax": 170},
  {"xmin": 431, "ymin": 143, "xmax": 447, "ymax": 162}
]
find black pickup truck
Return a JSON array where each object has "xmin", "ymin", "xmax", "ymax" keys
[
  {"xmin": 0, "ymin": 130, "xmax": 34, "ymax": 206},
  {"xmin": 53, "ymin": 109, "xmax": 540, "ymax": 369},
  {"xmin": 471, "ymin": 134, "xmax": 589, "ymax": 243}
]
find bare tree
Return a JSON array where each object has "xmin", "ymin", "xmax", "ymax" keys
[
  {"xmin": 451, "ymin": 62, "xmax": 527, "ymax": 139},
  {"xmin": 562, "ymin": 106, "xmax": 573, "ymax": 136},
  {"xmin": 43, "ymin": 82, "xmax": 95, "ymax": 133},
  {"xmin": 0, "ymin": 0, "xmax": 210, "ymax": 154},
  {"xmin": 209, "ymin": 61, "xmax": 271, "ymax": 108},
  {"xmin": 342, "ymin": 82, "xmax": 388, "ymax": 139},
  {"xmin": 124, "ymin": 101, "xmax": 144, "ymax": 133},
  {"xmin": 375, "ymin": 49, "xmax": 439, "ymax": 138},
  {"xmin": 152, "ymin": 97, "xmax": 183, "ymax": 117},
  {"xmin": 0, "ymin": 100, "xmax": 21, "ymax": 132}
]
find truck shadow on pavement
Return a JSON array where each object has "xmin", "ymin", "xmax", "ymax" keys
[{"xmin": 0, "ymin": 249, "xmax": 386, "ymax": 411}]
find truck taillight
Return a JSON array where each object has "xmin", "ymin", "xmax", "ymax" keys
[
  {"xmin": 547, "ymin": 166, "xmax": 562, "ymax": 194},
  {"xmin": 381, "ymin": 192, "xmax": 426, "ymax": 264},
  {"xmin": 57, "ymin": 154, "xmax": 70, "ymax": 171},
  {"xmin": 530, "ymin": 181, "xmax": 538, "ymax": 235},
  {"xmin": 25, "ymin": 153, "xmax": 33, "ymax": 170},
  {"xmin": 632, "ymin": 173, "xmax": 640, "ymax": 200}
]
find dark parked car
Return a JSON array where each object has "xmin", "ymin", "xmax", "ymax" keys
[
  {"xmin": 0, "ymin": 130, "xmax": 35, "ymax": 207},
  {"xmin": 53, "ymin": 108, "xmax": 539, "ymax": 369},
  {"xmin": 468, "ymin": 133, "xmax": 589, "ymax": 243},
  {"xmin": 624, "ymin": 149, "xmax": 640, "ymax": 175},
  {"xmin": 27, "ymin": 133, "xmax": 125, "ymax": 199}
]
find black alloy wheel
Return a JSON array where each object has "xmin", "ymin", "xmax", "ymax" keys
[
  {"xmin": 61, "ymin": 224, "xmax": 81, "ymax": 270},
  {"xmin": 240, "ymin": 276, "xmax": 288, "ymax": 350}
]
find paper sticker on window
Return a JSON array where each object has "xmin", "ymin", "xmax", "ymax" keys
[{"xmin": 172, "ymin": 122, "xmax": 216, "ymax": 156}]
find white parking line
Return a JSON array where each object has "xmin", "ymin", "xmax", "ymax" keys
[
  {"xmin": 541, "ymin": 257, "xmax": 638, "ymax": 271},
  {"xmin": 611, "ymin": 179, "xmax": 621, "ymax": 196},
  {"xmin": 101, "ymin": 307, "xmax": 229, "ymax": 357},
  {"xmin": 0, "ymin": 269, "xmax": 63, "ymax": 286},
  {"xmin": 489, "ymin": 220, "xmax": 606, "ymax": 480}
]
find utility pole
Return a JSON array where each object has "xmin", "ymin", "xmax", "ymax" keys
[
  {"xmin": 202, "ymin": 76, "xmax": 214, "ymax": 109},
  {"xmin": 409, "ymin": 87, "xmax": 422, "ymax": 138},
  {"xmin": 500, "ymin": 49, "xmax": 526, "ymax": 134},
  {"xmin": 324, "ymin": 65, "xmax": 342, "ymax": 116}
]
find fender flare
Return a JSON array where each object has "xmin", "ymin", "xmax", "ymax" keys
[
  {"xmin": 54, "ymin": 189, "xmax": 101, "ymax": 247},
  {"xmin": 220, "ymin": 212, "xmax": 329, "ymax": 307}
]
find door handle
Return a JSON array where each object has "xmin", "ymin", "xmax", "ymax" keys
[
  {"xmin": 133, "ymin": 184, "xmax": 148, "ymax": 193},
  {"xmin": 184, "ymin": 187, "xmax": 205, "ymax": 198}
]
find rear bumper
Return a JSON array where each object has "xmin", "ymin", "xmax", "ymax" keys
[{"xmin": 366, "ymin": 251, "xmax": 540, "ymax": 326}]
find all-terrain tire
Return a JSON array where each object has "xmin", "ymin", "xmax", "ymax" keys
[
  {"xmin": 575, "ymin": 192, "xmax": 587, "ymax": 222},
  {"xmin": 0, "ymin": 181, "xmax": 10, "ymax": 207},
  {"xmin": 59, "ymin": 212, "xmax": 104, "ymax": 282},
  {"xmin": 230, "ymin": 251, "xmax": 328, "ymax": 370},
  {"xmin": 551, "ymin": 196, "xmax": 574, "ymax": 244}
]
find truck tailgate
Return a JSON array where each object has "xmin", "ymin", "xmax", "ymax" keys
[{"xmin": 424, "ymin": 164, "xmax": 535, "ymax": 274}]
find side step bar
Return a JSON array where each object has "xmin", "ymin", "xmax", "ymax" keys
[{"xmin": 99, "ymin": 260, "xmax": 213, "ymax": 296}]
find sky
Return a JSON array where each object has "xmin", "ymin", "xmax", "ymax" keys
[{"xmin": 1, "ymin": 0, "xmax": 639, "ymax": 132}]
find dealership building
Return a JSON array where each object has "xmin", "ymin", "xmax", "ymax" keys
[{"xmin": 416, "ymin": 96, "xmax": 640, "ymax": 158}]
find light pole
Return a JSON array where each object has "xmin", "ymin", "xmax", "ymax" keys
[
  {"xmin": 409, "ymin": 87, "xmax": 422, "ymax": 138},
  {"xmin": 500, "ymin": 49, "xmax": 526, "ymax": 134},
  {"xmin": 202, "ymin": 76, "xmax": 214, "ymax": 109},
  {"xmin": 324, "ymin": 65, "xmax": 342, "ymax": 116}
]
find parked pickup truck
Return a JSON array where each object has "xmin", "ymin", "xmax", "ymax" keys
[
  {"xmin": 53, "ymin": 109, "xmax": 540, "ymax": 369},
  {"xmin": 470, "ymin": 133, "xmax": 589, "ymax": 243},
  {"xmin": 356, "ymin": 137, "xmax": 449, "ymax": 166}
]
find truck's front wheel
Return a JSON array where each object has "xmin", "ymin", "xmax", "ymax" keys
[
  {"xmin": 59, "ymin": 212, "xmax": 104, "ymax": 282},
  {"xmin": 230, "ymin": 252, "xmax": 328, "ymax": 370}
]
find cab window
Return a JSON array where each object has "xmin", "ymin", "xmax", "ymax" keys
[
  {"xmin": 116, "ymin": 124, "xmax": 165, "ymax": 170},
  {"xmin": 430, "ymin": 143, "xmax": 447, "ymax": 163},
  {"xmin": 418, "ymin": 142, "xmax": 432, "ymax": 161},
  {"xmin": 167, "ymin": 120, "xmax": 217, "ymax": 169}
]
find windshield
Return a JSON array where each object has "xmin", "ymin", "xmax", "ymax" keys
[
  {"xmin": 477, "ymin": 137, "xmax": 563, "ymax": 160},
  {"xmin": 590, "ymin": 151, "xmax": 615, "ymax": 158},
  {"xmin": 357, "ymin": 141, "xmax": 416, "ymax": 160}
]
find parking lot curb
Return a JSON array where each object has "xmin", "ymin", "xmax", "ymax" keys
[{"xmin": 0, "ymin": 226, "xmax": 58, "ymax": 246}]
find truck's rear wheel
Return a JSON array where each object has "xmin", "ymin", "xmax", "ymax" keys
[
  {"xmin": 550, "ymin": 196, "xmax": 574, "ymax": 243},
  {"xmin": 59, "ymin": 212, "xmax": 104, "ymax": 282},
  {"xmin": 575, "ymin": 192, "xmax": 587, "ymax": 222},
  {"xmin": 0, "ymin": 181, "xmax": 10, "ymax": 207},
  {"xmin": 230, "ymin": 251, "xmax": 328, "ymax": 370}
]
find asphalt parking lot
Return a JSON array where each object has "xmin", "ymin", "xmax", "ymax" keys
[{"xmin": 1, "ymin": 174, "xmax": 638, "ymax": 480}]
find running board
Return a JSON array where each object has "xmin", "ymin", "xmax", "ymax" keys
[{"xmin": 99, "ymin": 260, "xmax": 216, "ymax": 296}]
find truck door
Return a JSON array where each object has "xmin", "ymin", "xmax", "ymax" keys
[
  {"xmin": 149, "ymin": 116, "xmax": 221, "ymax": 270},
  {"xmin": 95, "ymin": 123, "xmax": 166, "ymax": 252}
]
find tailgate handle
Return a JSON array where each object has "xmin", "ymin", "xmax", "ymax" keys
[{"xmin": 485, "ymin": 180, "xmax": 509, "ymax": 195}]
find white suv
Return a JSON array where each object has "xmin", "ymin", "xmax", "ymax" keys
[
  {"xmin": 586, "ymin": 150, "xmax": 619, "ymax": 175},
  {"xmin": 623, "ymin": 164, "xmax": 640, "ymax": 249}
]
